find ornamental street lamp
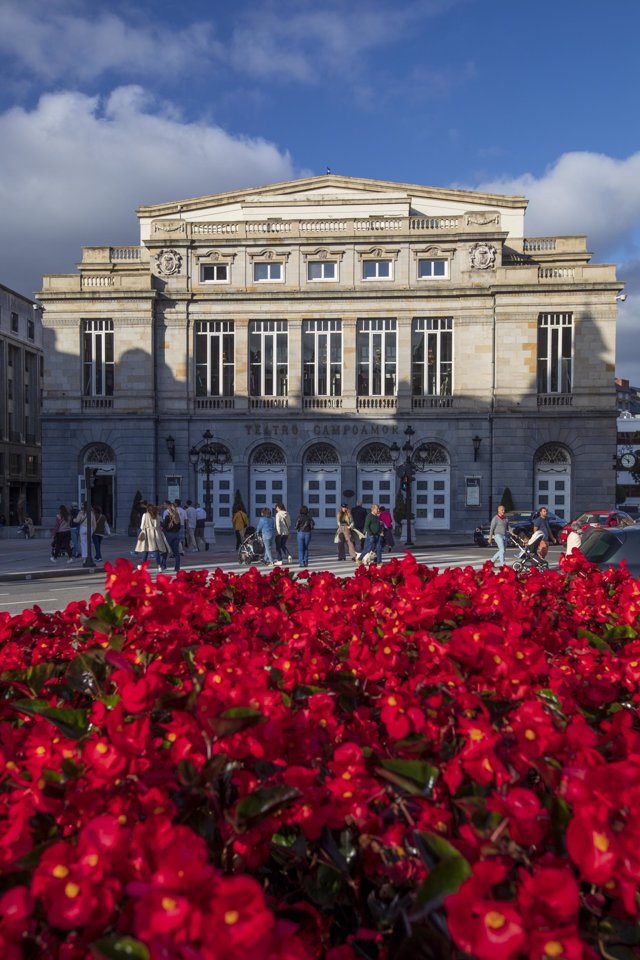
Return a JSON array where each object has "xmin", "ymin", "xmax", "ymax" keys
[
  {"xmin": 188, "ymin": 429, "xmax": 228, "ymax": 522},
  {"xmin": 389, "ymin": 425, "xmax": 428, "ymax": 547}
]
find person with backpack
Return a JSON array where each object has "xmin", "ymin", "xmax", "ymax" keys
[
  {"xmin": 91, "ymin": 505, "xmax": 111, "ymax": 562},
  {"xmin": 295, "ymin": 505, "xmax": 315, "ymax": 568},
  {"xmin": 274, "ymin": 502, "xmax": 292, "ymax": 563}
]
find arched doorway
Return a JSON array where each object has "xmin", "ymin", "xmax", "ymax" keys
[
  {"xmin": 413, "ymin": 443, "xmax": 450, "ymax": 530},
  {"xmin": 81, "ymin": 443, "xmax": 115, "ymax": 525},
  {"xmin": 303, "ymin": 443, "xmax": 340, "ymax": 529},
  {"xmin": 534, "ymin": 444, "xmax": 571, "ymax": 519},
  {"xmin": 357, "ymin": 443, "xmax": 395, "ymax": 512},
  {"xmin": 250, "ymin": 444, "xmax": 287, "ymax": 519}
]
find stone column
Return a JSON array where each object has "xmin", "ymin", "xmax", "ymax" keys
[
  {"xmin": 288, "ymin": 318, "xmax": 302, "ymax": 410},
  {"xmin": 396, "ymin": 313, "xmax": 412, "ymax": 416},
  {"xmin": 341, "ymin": 315, "xmax": 357, "ymax": 414},
  {"xmin": 234, "ymin": 319, "xmax": 249, "ymax": 411}
]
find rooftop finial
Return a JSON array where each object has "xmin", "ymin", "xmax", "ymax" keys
[{"xmin": 326, "ymin": 166, "xmax": 331, "ymax": 175}]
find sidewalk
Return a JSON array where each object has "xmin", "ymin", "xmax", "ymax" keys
[{"xmin": 0, "ymin": 529, "xmax": 474, "ymax": 582}]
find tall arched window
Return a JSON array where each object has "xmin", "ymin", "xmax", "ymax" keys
[{"xmin": 303, "ymin": 444, "xmax": 340, "ymax": 529}]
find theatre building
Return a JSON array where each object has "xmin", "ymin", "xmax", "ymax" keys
[{"xmin": 38, "ymin": 174, "xmax": 620, "ymax": 532}]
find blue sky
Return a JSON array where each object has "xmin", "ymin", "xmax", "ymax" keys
[{"xmin": 1, "ymin": 0, "xmax": 639, "ymax": 377}]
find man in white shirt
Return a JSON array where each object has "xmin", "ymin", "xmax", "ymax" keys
[
  {"xmin": 184, "ymin": 500, "xmax": 198, "ymax": 551},
  {"xmin": 195, "ymin": 503, "xmax": 207, "ymax": 551}
]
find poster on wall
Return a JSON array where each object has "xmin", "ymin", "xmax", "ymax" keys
[
  {"xmin": 167, "ymin": 476, "xmax": 181, "ymax": 502},
  {"xmin": 465, "ymin": 476, "xmax": 481, "ymax": 507}
]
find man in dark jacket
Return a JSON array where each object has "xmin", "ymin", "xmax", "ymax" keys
[
  {"xmin": 535, "ymin": 506, "xmax": 556, "ymax": 559},
  {"xmin": 350, "ymin": 501, "xmax": 367, "ymax": 550},
  {"xmin": 356, "ymin": 504, "xmax": 383, "ymax": 565}
]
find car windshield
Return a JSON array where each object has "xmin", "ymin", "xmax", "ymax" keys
[
  {"xmin": 506, "ymin": 512, "xmax": 533, "ymax": 523},
  {"xmin": 576, "ymin": 512, "xmax": 610, "ymax": 525},
  {"xmin": 580, "ymin": 529, "xmax": 625, "ymax": 563}
]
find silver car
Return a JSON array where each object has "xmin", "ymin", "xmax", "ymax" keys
[{"xmin": 580, "ymin": 524, "xmax": 640, "ymax": 576}]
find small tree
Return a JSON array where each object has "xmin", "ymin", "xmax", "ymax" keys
[
  {"xmin": 232, "ymin": 490, "xmax": 247, "ymax": 515},
  {"xmin": 128, "ymin": 490, "xmax": 143, "ymax": 536},
  {"xmin": 616, "ymin": 485, "xmax": 627, "ymax": 505},
  {"xmin": 500, "ymin": 486, "xmax": 515, "ymax": 512}
]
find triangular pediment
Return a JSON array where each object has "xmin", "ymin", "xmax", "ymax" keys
[{"xmin": 137, "ymin": 174, "xmax": 528, "ymax": 220}]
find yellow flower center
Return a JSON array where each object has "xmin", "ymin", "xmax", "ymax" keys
[
  {"xmin": 594, "ymin": 831, "xmax": 609, "ymax": 853},
  {"xmin": 544, "ymin": 942, "xmax": 564, "ymax": 958},
  {"xmin": 64, "ymin": 883, "xmax": 80, "ymax": 899},
  {"xmin": 524, "ymin": 729, "xmax": 536, "ymax": 740},
  {"xmin": 383, "ymin": 646, "xmax": 392, "ymax": 655},
  {"xmin": 95, "ymin": 742, "xmax": 109, "ymax": 755},
  {"xmin": 161, "ymin": 897, "xmax": 177, "ymax": 912},
  {"xmin": 224, "ymin": 910, "xmax": 239, "ymax": 925},
  {"xmin": 469, "ymin": 728, "xmax": 484, "ymax": 741},
  {"xmin": 52, "ymin": 864, "xmax": 69, "ymax": 879},
  {"xmin": 387, "ymin": 696, "xmax": 397, "ymax": 706},
  {"xmin": 485, "ymin": 911, "xmax": 506, "ymax": 930}
]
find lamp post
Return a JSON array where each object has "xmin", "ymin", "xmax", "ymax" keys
[
  {"xmin": 188, "ymin": 429, "xmax": 228, "ymax": 522},
  {"xmin": 389, "ymin": 425, "xmax": 428, "ymax": 547}
]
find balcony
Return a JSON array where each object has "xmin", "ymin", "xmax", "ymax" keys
[
  {"xmin": 249, "ymin": 398, "xmax": 289, "ymax": 410},
  {"xmin": 82, "ymin": 397, "xmax": 114, "ymax": 410},
  {"xmin": 303, "ymin": 397, "xmax": 343, "ymax": 410},
  {"xmin": 356, "ymin": 397, "xmax": 397, "ymax": 412},
  {"xmin": 412, "ymin": 396, "xmax": 454, "ymax": 409},
  {"xmin": 194, "ymin": 397, "xmax": 235, "ymax": 411},
  {"xmin": 537, "ymin": 394, "xmax": 573, "ymax": 407}
]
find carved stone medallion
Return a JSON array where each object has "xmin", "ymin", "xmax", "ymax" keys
[
  {"xmin": 468, "ymin": 242, "xmax": 496, "ymax": 270},
  {"xmin": 155, "ymin": 249, "xmax": 183, "ymax": 276}
]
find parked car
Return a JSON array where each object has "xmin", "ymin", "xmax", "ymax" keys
[
  {"xmin": 474, "ymin": 509, "xmax": 565, "ymax": 547},
  {"xmin": 580, "ymin": 525, "xmax": 640, "ymax": 576},
  {"xmin": 558, "ymin": 509, "xmax": 635, "ymax": 545}
]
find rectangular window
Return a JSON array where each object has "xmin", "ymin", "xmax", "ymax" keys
[
  {"xmin": 195, "ymin": 320, "xmax": 234, "ymax": 396},
  {"xmin": 362, "ymin": 260, "xmax": 392, "ymax": 280},
  {"xmin": 303, "ymin": 320, "xmax": 342, "ymax": 396},
  {"xmin": 82, "ymin": 319, "xmax": 114, "ymax": 396},
  {"xmin": 537, "ymin": 313, "xmax": 573, "ymax": 394},
  {"xmin": 27, "ymin": 319, "xmax": 35, "ymax": 340},
  {"xmin": 356, "ymin": 318, "xmax": 396, "ymax": 396},
  {"xmin": 307, "ymin": 261, "xmax": 337, "ymax": 281},
  {"xmin": 418, "ymin": 258, "xmax": 448, "ymax": 279},
  {"xmin": 200, "ymin": 263, "xmax": 228, "ymax": 283},
  {"xmin": 11, "ymin": 312, "xmax": 19, "ymax": 333},
  {"xmin": 249, "ymin": 320, "xmax": 288, "ymax": 396},
  {"xmin": 26, "ymin": 455, "xmax": 38, "ymax": 476},
  {"xmin": 412, "ymin": 317, "xmax": 453, "ymax": 395},
  {"xmin": 254, "ymin": 262, "xmax": 282, "ymax": 282}
]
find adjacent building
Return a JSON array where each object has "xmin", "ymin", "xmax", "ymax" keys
[
  {"xmin": 0, "ymin": 284, "xmax": 43, "ymax": 526},
  {"xmin": 38, "ymin": 174, "xmax": 621, "ymax": 532}
]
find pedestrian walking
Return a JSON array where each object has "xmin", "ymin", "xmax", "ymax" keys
[
  {"xmin": 92, "ymin": 506, "xmax": 111, "ymax": 562},
  {"xmin": 69, "ymin": 502, "xmax": 81, "ymax": 557},
  {"xmin": 256, "ymin": 508, "xmax": 276, "ymax": 565},
  {"xmin": 565, "ymin": 520, "xmax": 583, "ymax": 555},
  {"xmin": 356, "ymin": 504, "xmax": 383, "ymax": 566},
  {"xmin": 336, "ymin": 504, "xmax": 357, "ymax": 560},
  {"xmin": 50, "ymin": 505, "xmax": 73, "ymax": 562},
  {"xmin": 379, "ymin": 506, "xmax": 395, "ymax": 552},
  {"xmin": 274, "ymin": 503, "xmax": 292, "ymax": 563},
  {"xmin": 74, "ymin": 502, "xmax": 91, "ymax": 561},
  {"xmin": 535, "ymin": 506, "xmax": 557, "ymax": 560},
  {"xmin": 185, "ymin": 500, "xmax": 198, "ymax": 552},
  {"xmin": 488, "ymin": 504, "xmax": 509, "ymax": 567},
  {"xmin": 232, "ymin": 504, "xmax": 249, "ymax": 548},
  {"xmin": 173, "ymin": 500, "xmax": 187, "ymax": 552},
  {"xmin": 351, "ymin": 502, "xmax": 367, "ymax": 550},
  {"xmin": 161, "ymin": 502, "xmax": 183, "ymax": 572},
  {"xmin": 194, "ymin": 503, "xmax": 207, "ymax": 550},
  {"xmin": 135, "ymin": 504, "xmax": 167, "ymax": 570},
  {"xmin": 295, "ymin": 505, "xmax": 315, "ymax": 567}
]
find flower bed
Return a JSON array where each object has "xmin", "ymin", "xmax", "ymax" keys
[{"xmin": 1, "ymin": 553, "xmax": 640, "ymax": 959}]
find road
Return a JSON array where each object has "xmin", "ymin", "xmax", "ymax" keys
[{"xmin": 0, "ymin": 544, "xmax": 564, "ymax": 616}]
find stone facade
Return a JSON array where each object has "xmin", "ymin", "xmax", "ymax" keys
[
  {"xmin": 38, "ymin": 175, "xmax": 621, "ymax": 533},
  {"xmin": 0, "ymin": 284, "xmax": 43, "ymax": 526}
]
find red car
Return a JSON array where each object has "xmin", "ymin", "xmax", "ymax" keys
[{"xmin": 559, "ymin": 509, "xmax": 635, "ymax": 544}]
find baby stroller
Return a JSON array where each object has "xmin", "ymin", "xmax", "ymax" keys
[
  {"xmin": 510, "ymin": 530, "xmax": 549, "ymax": 573},
  {"xmin": 238, "ymin": 526, "xmax": 265, "ymax": 566},
  {"xmin": 18, "ymin": 517, "xmax": 35, "ymax": 539}
]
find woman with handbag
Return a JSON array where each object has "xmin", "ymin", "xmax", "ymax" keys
[
  {"xmin": 134, "ymin": 504, "xmax": 168, "ymax": 571},
  {"xmin": 336, "ymin": 504, "xmax": 357, "ymax": 561}
]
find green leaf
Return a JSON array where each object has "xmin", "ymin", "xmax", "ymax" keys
[
  {"xmin": 208, "ymin": 707, "xmax": 264, "ymax": 737},
  {"xmin": 379, "ymin": 760, "xmax": 439, "ymax": 795},
  {"xmin": 0, "ymin": 662, "xmax": 59, "ymax": 695},
  {"xmin": 234, "ymin": 785, "xmax": 300, "ymax": 832},
  {"xmin": 11, "ymin": 700, "xmax": 89, "ymax": 740},
  {"xmin": 92, "ymin": 936, "xmax": 150, "ymax": 960},
  {"xmin": 576, "ymin": 628, "xmax": 613, "ymax": 653},
  {"xmin": 415, "ymin": 831, "xmax": 463, "ymax": 867},
  {"xmin": 414, "ymin": 856, "xmax": 471, "ymax": 912},
  {"xmin": 66, "ymin": 651, "xmax": 106, "ymax": 697}
]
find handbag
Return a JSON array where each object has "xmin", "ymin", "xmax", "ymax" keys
[{"xmin": 334, "ymin": 530, "xmax": 341, "ymax": 544}]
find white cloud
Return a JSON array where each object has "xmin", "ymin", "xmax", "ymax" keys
[
  {"xmin": 0, "ymin": 0, "xmax": 220, "ymax": 83},
  {"xmin": 474, "ymin": 151, "xmax": 640, "ymax": 383},
  {"xmin": 0, "ymin": 87, "xmax": 296, "ymax": 297}
]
